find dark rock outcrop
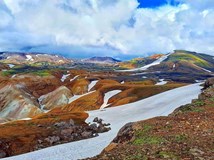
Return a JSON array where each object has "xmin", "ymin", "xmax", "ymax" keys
[{"xmin": 203, "ymin": 77, "xmax": 214, "ymax": 89}]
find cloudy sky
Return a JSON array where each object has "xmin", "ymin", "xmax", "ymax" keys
[{"xmin": 0, "ymin": 0, "xmax": 214, "ymax": 59}]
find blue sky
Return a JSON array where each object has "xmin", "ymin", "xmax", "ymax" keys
[
  {"xmin": 138, "ymin": 0, "xmax": 179, "ymax": 8},
  {"xmin": 0, "ymin": 0, "xmax": 214, "ymax": 59}
]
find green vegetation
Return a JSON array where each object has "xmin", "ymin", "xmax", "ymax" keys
[
  {"xmin": 174, "ymin": 134, "xmax": 188, "ymax": 143},
  {"xmin": 178, "ymin": 104, "xmax": 205, "ymax": 113},
  {"xmin": 31, "ymin": 70, "xmax": 51, "ymax": 76},
  {"xmin": 157, "ymin": 151, "xmax": 179, "ymax": 159},
  {"xmin": 192, "ymin": 100, "xmax": 205, "ymax": 107},
  {"xmin": 132, "ymin": 124, "xmax": 165, "ymax": 145},
  {"xmin": 130, "ymin": 59, "xmax": 138, "ymax": 64},
  {"xmin": 167, "ymin": 53, "xmax": 211, "ymax": 67},
  {"xmin": 1, "ymin": 67, "xmax": 52, "ymax": 77}
]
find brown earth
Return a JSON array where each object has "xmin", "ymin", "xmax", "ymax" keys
[
  {"xmin": 61, "ymin": 80, "xmax": 185, "ymax": 112},
  {"xmin": 0, "ymin": 111, "xmax": 89, "ymax": 157}
]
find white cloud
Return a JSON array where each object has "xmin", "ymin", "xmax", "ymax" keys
[{"xmin": 0, "ymin": 0, "xmax": 213, "ymax": 57}]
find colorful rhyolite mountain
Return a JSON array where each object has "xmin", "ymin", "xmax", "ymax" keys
[{"xmin": 0, "ymin": 50, "xmax": 213, "ymax": 159}]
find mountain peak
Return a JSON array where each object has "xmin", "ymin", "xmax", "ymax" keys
[{"xmin": 82, "ymin": 56, "xmax": 121, "ymax": 64}]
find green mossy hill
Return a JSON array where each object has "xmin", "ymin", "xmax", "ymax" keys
[{"xmin": 166, "ymin": 50, "xmax": 214, "ymax": 69}]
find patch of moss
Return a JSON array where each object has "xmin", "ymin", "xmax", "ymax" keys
[
  {"xmin": 157, "ymin": 151, "xmax": 179, "ymax": 160},
  {"xmin": 174, "ymin": 134, "xmax": 188, "ymax": 142},
  {"xmin": 31, "ymin": 70, "xmax": 51, "ymax": 77},
  {"xmin": 133, "ymin": 135, "xmax": 165, "ymax": 145},
  {"xmin": 132, "ymin": 124, "xmax": 165, "ymax": 145},
  {"xmin": 192, "ymin": 100, "xmax": 205, "ymax": 107},
  {"xmin": 178, "ymin": 104, "xmax": 205, "ymax": 113}
]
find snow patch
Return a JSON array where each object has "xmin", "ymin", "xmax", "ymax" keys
[
  {"xmin": 155, "ymin": 79, "xmax": 167, "ymax": 85},
  {"xmin": 61, "ymin": 74, "xmax": 70, "ymax": 82},
  {"xmin": 70, "ymin": 75, "xmax": 79, "ymax": 82},
  {"xmin": 100, "ymin": 90, "xmax": 121, "ymax": 109},
  {"xmin": 8, "ymin": 64, "xmax": 15, "ymax": 68},
  {"xmin": 68, "ymin": 91, "xmax": 96, "ymax": 104},
  {"xmin": 11, "ymin": 74, "xmax": 16, "ymax": 78},
  {"xmin": 118, "ymin": 53, "xmax": 171, "ymax": 72},
  {"xmin": 26, "ymin": 55, "xmax": 34, "ymax": 61},
  {"xmin": 200, "ymin": 67, "xmax": 212, "ymax": 73},
  {"xmin": 88, "ymin": 80, "xmax": 98, "ymax": 91},
  {"xmin": 38, "ymin": 95, "xmax": 46, "ymax": 110},
  {"xmin": 195, "ymin": 80, "xmax": 205, "ymax": 83},
  {"xmin": 173, "ymin": 64, "xmax": 176, "ymax": 69}
]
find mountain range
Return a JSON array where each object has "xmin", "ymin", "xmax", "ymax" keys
[{"xmin": 0, "ymin": 50, "xmax": 213, "ymax": 159}]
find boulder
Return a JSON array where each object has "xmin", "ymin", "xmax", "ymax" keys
[
  {"xmin": 203, "ymin": 78, "xmax": 214, "ymax": 89},
  {"xmin": 93, "ymin": 117, "xmax": 99, "ymax": 123},
  {"xmin": 98, "ymin": 124, "xmax": 111, "ymax": 133},
  {"xmin": 113, "ymin": 122, "xmax": 134, "ymax": 144}
]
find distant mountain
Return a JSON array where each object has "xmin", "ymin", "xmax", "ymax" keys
[
  {"xmin": 148, "ymin": 50, "xmax": 214, "ymax": 73},
  {"xmin": 0, "ymin": 52, "xmax": 72, "ymax": 66},
  {"xmin": 118, "ymin": 54, "xmax": 164, "ymax": 69},
  {"xmin": 82, "ymin": 57, "xmax": 121, "ymax": 64},
  {"xmin": 118, "ymin": 50, "xmax": 214, "ymax": 73}
]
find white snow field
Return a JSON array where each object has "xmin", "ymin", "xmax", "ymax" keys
[
  {"xmin": 3, "ymin": 83, "xmax": 202, "ymax": 160},
  {"xmin": 100, "ymin": 90, "xmax": 121, "ymax": 109},
  {"xmin": 117, "ymin": 53, "xmax": 171, "ymax": 72},
  {"xmin": 88, "ymin": 80, "xmax": 98, "ymax": 91}
]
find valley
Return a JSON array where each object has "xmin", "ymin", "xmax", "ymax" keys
[{"xmin": 0, "ymin": 50, "xmax": 213, "ymax": 159}]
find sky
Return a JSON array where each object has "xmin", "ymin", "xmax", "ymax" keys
[{"xmin": 0, "ymin": 0, "xmax": 214, "ymax": 59}]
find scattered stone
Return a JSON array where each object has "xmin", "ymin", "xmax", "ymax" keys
[
  {"xmin": 37, "ymin": 140, "xmax": 43, "ymax": 144},
  {"xmin": 89, "ymin": 123, "xmax": 98, "ymax": 131},
  {"xmin": 81, "ymin": 131, "xmax": 93, "ymax": 138},
  {"xmin": 98, "ymin": 124, "xmax": 111, "ymax": 133},
  {"xmin": 97, "ymin": 118, "xmax": 103, "ymax": 124},
  {"xmin": 103, "ymin": 123, "xmax": 111, "ymax": 126},
  {"xmin": 61, "ymin": 128, "xmax": 74, "ymax": 136},
  {"xmin": 0, "ymin": 150, "xmax": 6, "ymax": 158},
  {"xmin": 93, "ymin": 117, "xmax": 99, "ymax": 123},
  {"xmin": 45, "ymin": 136, "xmax": 60, "ymax": 145}
]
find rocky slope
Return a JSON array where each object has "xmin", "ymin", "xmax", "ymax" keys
[
  {"xmin": 89, "ymin": 78, "xmax": 214, "ymax": 160},
  {"xmin": 38, "ymin": 86, "xmax": 73, "ymax": 110},
  {"xmin": 0, "ymin": 84, "xmax": 42, "ymax": 120}
]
